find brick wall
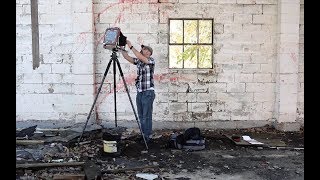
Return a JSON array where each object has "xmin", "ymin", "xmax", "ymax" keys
[
  {"xmin": 16, "ymin": 0, "xmax": 304, "ymax": 130},
  {"xmin": 16, "ymin": 0, "xmax": 95, "ymax": 123}
]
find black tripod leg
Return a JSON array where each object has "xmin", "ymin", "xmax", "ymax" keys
[
  {"xmin": 115, "ymin": 58, "xmax": 149, "ymax": 150},
  {"xmin": 113, "ymin": 56, "xmax": 117, "ymax": 127},
  {"xmin": 77, "ymin": 58, "xmax": 113, "ymax": 145}
]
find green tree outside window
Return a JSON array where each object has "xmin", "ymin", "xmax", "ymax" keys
[{"xmin": 169, "ymin": 19, "xmax": 213, "ymax": 69}]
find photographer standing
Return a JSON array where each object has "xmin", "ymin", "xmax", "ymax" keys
[{"xmin": 120, "ymin": 40, "xmax": 155, "ymax": 144}]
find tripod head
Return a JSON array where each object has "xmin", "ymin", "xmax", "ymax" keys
[{"xmin": 111, "ymin": 47, "xmax": 119, "ymax": 59}]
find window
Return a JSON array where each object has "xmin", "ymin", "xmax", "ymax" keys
[{"xmin": 169, "ymin": 19, "xmax": 213, "ymax": 69}]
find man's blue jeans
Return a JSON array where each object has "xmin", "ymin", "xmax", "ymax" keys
[{"xmin": 136, "ymin": 90, "xmax": 155, "ymax": 142}]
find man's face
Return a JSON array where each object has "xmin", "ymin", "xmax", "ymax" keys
[{"xmin": 142, "ymin": 48, "xmax": 152, "ymax": 57}]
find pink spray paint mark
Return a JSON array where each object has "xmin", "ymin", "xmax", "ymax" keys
[
  {"xmin": 96, "ymin": 73, "xmax": 137, "ymax": 112},
  {"xmin": 72, "ymin": 32, "xmax": 89, "ymax": 53},
  {"xmin": 93, "ymin": 0, "xmax": 146, "ymax": 48},
  {"xmin": 290, "ymin": 52, "xmax": 297, "ymax": 63},
  {"xmin": 93, "ymin": 0, "xmax": 167, "ymax": 112},
  {"xmin": 137, "ymin": 36, "xmax": 144, "ymax": 45},
  {"xmin": 95, "ymin": 71, "xmax": 193, "ymax": 112}
]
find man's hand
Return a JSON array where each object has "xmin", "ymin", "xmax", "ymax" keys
[
  {"xmin": 126, "ymin": 40, "xmax": 132, "ymax": 48},
  {"xmin": 119, "ymin": 46, "xmax": 126, "ymax": 51}
]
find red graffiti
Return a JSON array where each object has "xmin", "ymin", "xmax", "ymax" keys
[
  {"xmin": 290, "ymin": 52, "xmax": 297, "ymax": 63},
  {"xmin": 93, "ymin": 0, "xmax": 160, "ymax": 49},
  {"xmin": 72, "ymin": 32, "xmax": 89, "ymax": 53},
  {"xmin": 169, "ymin": 77, "xmax": 178, "ymax": 81},
  {"xmin": 96, "ymin": 73, "xmax": 137, "ymax": 110},
  {"xmin": 137, "ymin": 36, "xmax": 144, "ymax": 45},
  {"xmin": 95, "ymin": 71, "xmax": 193, "ymax": 112},
  {"xmin": 92, "ymin": 0, "xmax": 165, "ymax": 112}
]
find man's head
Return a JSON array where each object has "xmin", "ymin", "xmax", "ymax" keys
[{"xmin": 140, "ymin": 45, "xmax": 153, "ymax": 57}]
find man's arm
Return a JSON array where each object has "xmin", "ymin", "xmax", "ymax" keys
[
  {"xmin": 126, "ymin": 40, "xmax": 149, "ymax": 64},
  {"xmin": 120, "ymin": 49, "xmax": 135, "ymax": 64}
]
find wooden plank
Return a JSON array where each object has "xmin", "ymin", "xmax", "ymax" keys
[
  {"xmin": 224, "ymin": 134, "xmax": 252, "ymax": 146},
  {"xmin": 102, "ymin": 164, "xmax": 158, "ymax": 174},
  {"xmin": 16, "ymin": 162, "xmax": 85, "ymax": 169},
  {"xmin": 16, "ymin": 140, "xmax": 45, "ymax": 145},
  {"xmin": 53, "ymin": 174, "xmax": 85, "ymax": 180},
  {"xmin": 224, "ymin": 134, "xmax": 276, "ymax": 147}
]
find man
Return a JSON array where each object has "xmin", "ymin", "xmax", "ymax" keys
[{"xmin": 120, "ymin": 40, "xmax": 155, "ymax": 143}]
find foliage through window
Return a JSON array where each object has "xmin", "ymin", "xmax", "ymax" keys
[{"xmin": 169, "ymin": 19, "xmax": 213, "ymax": 69}]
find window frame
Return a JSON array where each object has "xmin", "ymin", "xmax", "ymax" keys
[{"xmin": 168, "ymin": 18, "xmax": 214, "ymax": 69}]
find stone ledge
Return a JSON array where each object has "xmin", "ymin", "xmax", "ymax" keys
[
  {"xmin": 16, "ymin": 120, "xmax": 304, "ymax": 132},
  {"xmin": 273, "ymin": 122, "xmax": 302, "ymax": 132}
]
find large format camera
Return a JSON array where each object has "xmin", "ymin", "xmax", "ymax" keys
[{"xmin": 103, "ymin": 27, "xmax": 127, "ymax": 51}]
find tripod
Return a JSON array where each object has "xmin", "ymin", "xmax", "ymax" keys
[{"xmin": 78, "ymin": 47, "xmax": 148, "ymax": 150}]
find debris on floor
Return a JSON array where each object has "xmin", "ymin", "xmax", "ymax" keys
[
  {"xmin": 242, "ymin": 135, "xmax": 264, "ymax": 145},
  {"xmin": 136, "ymin": 173, "xmax": 158, "ymax": 180},
  {"xmin": 16, "ymin": 124, "xmax": 304, "ymax": 179}
]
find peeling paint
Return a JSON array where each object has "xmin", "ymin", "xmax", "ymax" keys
[
  {"xmin": 191, "ymin": 112, "xmax": 212, "ymax": 120},
  {"xmin": 48, "ymin": 87, "xmax": 54, "ymax": 93}
]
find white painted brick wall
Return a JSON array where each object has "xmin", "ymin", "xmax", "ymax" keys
[
  {"xmin": 262, "ymin": 5, "xmax": 277, "ymax": 15},
  {"xmin": 188, "ymin": 103, "xmax": 206, "ymax": 112},
  {"xmin": 242, "ymin": 64, "xmax": 260, "ymax": 73},
  {"xmin": 237, "ymin": 0, "xmax": 257, "ymax": 4},
  {"xmin": 178, "ymin": 93, "xmax": 196, "ymax": 103},
  {"xmin": 17, "ymin": 0, "xmax": 94, "ymax": 122},
  {"xmin": 219, "ymin": 0, "xmax": 237, "ymax": 4},
  {"xmin": 16, "ymin": 0, "xmax": 303, "ymax": 128},
  {"xmin": 197, "ymin": 93, "xmax": 214, "ymax": 102},
  {"xmin": 243, "ymin": 5, "xmax": 262, "ymax": 14},
  {"xmin": 235, "ymin": 73, "xmax": 253, "ymax": 82},
  {"xmin": 234, "ymin": 14, "xmax": 252, "ymax": 24},
  {"xmin": 199, "ymin": 0, "xmax": 218, "ymax": 3},
  {"xmin": 227, "ymin": 83, "xmax": 246, "ymax": 92}
]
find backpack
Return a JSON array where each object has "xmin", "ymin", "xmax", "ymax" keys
[
  {"xmin": 183, "ymin": 127, "xmax": 201, "ymax": 140},
  {"xmin": 170, "ymin": 127, "xmax": 205, "ymax": 151}
]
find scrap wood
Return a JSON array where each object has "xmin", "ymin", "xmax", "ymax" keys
[
  {"xmin": 53, "ymin": 174, "xmax": 85, "ymax": 180},
  {"xmin": 78, "ymin": 140, "xmax": 91, "ymax": 145},
  {"xmin": 37, "ymin": 128, "xmax": 69, "ymax": 131},
  {"xmin": 102, "ymin": 164, "xmax": 159, "ymax": 174},
  {"xmin": 16, "ymin": 162, "xmax": 85, "ymax": 169},
  {"xmin": 16, "ymin": 125, "xmax": 37, "ymax": 138},
  {"xmin": 224, "ymin": 134, "xmax": 267, "ymax": 147},
  {"xmin": 269, "ymin": 146, "xmax": 304, "ymax": 150},
  {"xmin": 16, "ymin": 140, "xmax": 45, "ymax": 145}
]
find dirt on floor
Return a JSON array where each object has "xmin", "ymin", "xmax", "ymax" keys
[{"xmin": 16, "ymin": 124, "xmax": 304, "ymax": 180}]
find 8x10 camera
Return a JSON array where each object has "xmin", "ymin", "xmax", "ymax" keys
[{"xmin": 103, "ymin": 27, "xmax": 127, "ymax": 51}]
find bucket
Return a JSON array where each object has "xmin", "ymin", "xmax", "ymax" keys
[
  {"xmin": 102, "ymin": 132, "xmax": 121, "ymax": 156},
  {"xmin": 103, "ymin": 140, "xmax": 117, "ymax": 153}
]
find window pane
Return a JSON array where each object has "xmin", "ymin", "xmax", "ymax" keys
[
  {"xmin": 170, "ymin": 20, "xmax": 183, "ymax": 43},
  {"xmin": 198, "ymin": 45, "xmax": 212, "ymax": 68},
  {"xmin": 184, "ymin": 20, "xmax": 197, "ymax": 44},
  {"xmin": 169, "ymin": 45, "xmax": 183, "ymax": 68},
  {"xmin": 183, "ymin": 45, "xmax": 197, "ymax": 68},
  {"xmin": 199, "ymin": 20, "xmax": 212, "ymax": 44}
]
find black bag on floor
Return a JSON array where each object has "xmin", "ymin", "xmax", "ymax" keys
[
  {"xmin": 183, "ymin": 136, "xmax": 206, "ymax": 151},
  {"xmin": 170, "ymin": 127, "xmax": 205, "ymax": 151},
  {"xmin": 183, "ymin": 127, "xmax": 201, "ymax": 140}
]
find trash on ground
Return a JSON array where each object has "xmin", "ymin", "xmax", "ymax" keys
[{"xmin": 136, "ymin": 173, "xmax": 158, "ymax": 180}]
